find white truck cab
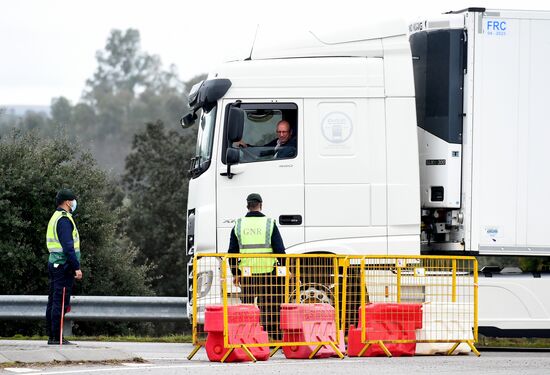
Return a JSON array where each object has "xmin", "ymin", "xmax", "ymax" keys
[{"xmin": 184, "ymin": 20, "xmax": 420, "ymax": 258}]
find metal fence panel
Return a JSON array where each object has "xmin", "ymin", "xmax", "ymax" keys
[
  {"xmin": 347, "ymin": 255, "xmax": 479, "ymax": 356},
  {"xmin": 190, "ymin": 254, "xmax": 344, "ymax": 361}
]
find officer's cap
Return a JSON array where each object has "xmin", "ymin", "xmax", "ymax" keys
[
  {"xmin": 56, "ymin": 188, "xmax": 77, "ymax": 202},
  {"xmin": 246, "ymin": 193, "xmax": 262, "ymax": 203}
]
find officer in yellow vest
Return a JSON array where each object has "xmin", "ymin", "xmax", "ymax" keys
[
  {"xmin": 45, "ymin": 189, "xmax": 83, "ymax": 345},
  {"xmin": 228, "ymin": 193, "xmax": 286, "ymax": 340}
]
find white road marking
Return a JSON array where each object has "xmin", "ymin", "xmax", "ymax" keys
[
  {"xmin": 138, "ymin": 357, "xmax": 187, "ymax": 360},
  {"xmin": 4, "ymin": 369, "xmax": 39, "ymax": 373},
  {"xmin": 28, "ymin": 360, "xmax": 333, "ymax": 375},
  {"xmin": 120, "ymin": 363, "xmax": 152, "ymax": 367}
]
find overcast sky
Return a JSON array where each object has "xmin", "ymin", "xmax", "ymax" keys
[{"xmin": 1, "ymin": 0, "xmax": 549, "ymax": 106}]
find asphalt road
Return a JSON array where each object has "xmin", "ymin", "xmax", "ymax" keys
[{"xmin": 2, "ymin": 342, "xmax": 550, "ymax": 375}]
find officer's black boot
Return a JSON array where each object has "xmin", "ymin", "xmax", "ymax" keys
[{"xmin": 48, "ymin": 337, "xmax": 75, "ymax": 345}]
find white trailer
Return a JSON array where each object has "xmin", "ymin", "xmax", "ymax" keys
[
  {"xmin": 182, "ymin": 8, "xmax": 550, "ymax": 336},
  {"xmin": 410, "ymin": 8, "xmax": 550, "ymax": 256}
]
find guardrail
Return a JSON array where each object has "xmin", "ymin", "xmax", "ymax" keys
[{"xmin": 0, "ymin": 295, "xmax": 188, "ymax": 335}]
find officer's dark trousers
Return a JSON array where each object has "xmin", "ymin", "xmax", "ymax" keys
[
  {"xmin": 45, "ymin": 262, "xmax": 74, "ymax": 340},
  {"xmin": 239, "ymin": 271, "xmax": 283, "ymax": 340}
]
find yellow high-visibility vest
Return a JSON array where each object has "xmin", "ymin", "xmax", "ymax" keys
[
  {"xmin": 45, "ymin": 210, "xmax": 80, "ymax": 265},
  {"xmin": 235, "ymin": 216, "xmax": 275, "ymax": 274}
]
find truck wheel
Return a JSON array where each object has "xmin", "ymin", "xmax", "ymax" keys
[{"xmin": 291, "ymin": 283, "xmax": 334, "ymax": 304}]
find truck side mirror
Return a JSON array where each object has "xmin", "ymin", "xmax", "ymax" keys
[
  {"xmin": 226, "ymin": 148, "xmax": 240, "ymax": 165},
  {"xmin": 227, "ymin": 107, "xmax": 245, "ymax": 142},
  {"xmin": 180, "ymin": 112, "xmax": 197, "ymax": 129},
  {"xmin": 223, "ymin": 148, "xmax": 240, "ymax": 179}
]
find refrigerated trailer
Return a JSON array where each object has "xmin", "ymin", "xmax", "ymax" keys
[
  {"xmin": 411, "ymin": 8, "xmax": 550, "ymax": 256},
  {"xmin": 182, "ymin": 8, "xmax": 550, "ymax": 335}
]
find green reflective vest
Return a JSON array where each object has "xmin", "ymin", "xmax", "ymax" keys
[
  {"xmin": 46, "ymin": 210, "xmax": 81, "ymax": 265},
  {"xmin": 235, "ymin": 216, "xmax": 275, "ymax": 274}
]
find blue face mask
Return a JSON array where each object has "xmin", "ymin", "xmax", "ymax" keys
[{"xmin": 70, "ymin": 200, "xmax": 77, "ymax": 213}]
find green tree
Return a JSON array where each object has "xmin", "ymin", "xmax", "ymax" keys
[
  {"xmin": 21, "ymin": 111, "xmax": 49, "ymax": 133},
  {"xmin": 77, "ymin": 28, "xmax": 189, "ymax": 174},
  {"xmin": 85, "ymin": 29, "xmax": 166, "ymax": 102},
  {"xmin": 122, "ymin": 121, "xmax": 195, "ymax": 296},
  {"xmin": 50, "ymin": 97, "xmax": 72, "ymax": 128},
  {"xmin": 0, "ymin": 130, "xmax": 151, "ymax": 297},
  {"xmin": 0, "ymin": 107, "xmax": 9, "ymax": 134},
  {"xmin": 71, "ymin": 102, "xmax": 97, "ymax": 139}
]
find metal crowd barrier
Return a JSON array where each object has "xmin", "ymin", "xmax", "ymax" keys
[
  {"xmin": 187, "ymin": 254, "xmax": 478, "ymax": 361},
  {"xmin": 347, "ymin": 256, "xmax": 479, "ymax": 357}
]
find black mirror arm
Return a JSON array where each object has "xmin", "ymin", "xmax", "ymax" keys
[
  {"xmin": 220, "ymin": 164, "xmax": 234, "ymax": 179},
  {"xmin": 227, "ymin": 164, "xmax": 234, "ymax": 179}
]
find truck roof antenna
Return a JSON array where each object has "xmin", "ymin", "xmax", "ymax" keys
[{"xmin": 246, "ymin": 24, "xmax": 260, "ymax": 61}]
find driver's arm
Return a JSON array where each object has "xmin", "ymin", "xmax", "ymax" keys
[{"xmin": 235, "ymin": 140, "xmax": 248, "ymax": 148}]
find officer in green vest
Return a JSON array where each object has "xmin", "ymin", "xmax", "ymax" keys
[
  {"xmin": 45, "ymin": 189, "xmax": 83, "ymax": 345},
  {"xmin": 228, "ymin": 193, "xmax": 286, "ymax": 340}
]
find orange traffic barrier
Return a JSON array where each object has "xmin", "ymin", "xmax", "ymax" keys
[
  {"xmin": 280, "ymin": 303, "xmax": 344, "ymax": 359},
  {"xmin": 348, "ymin": 303, "xmax": 423, "ymax": 357},
  {"xmin": 204, "ymin": 304, "xmax": 270, "ymax": 362}
]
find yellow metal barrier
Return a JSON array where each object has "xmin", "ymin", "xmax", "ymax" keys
[
  {"xmin": 347, "ymin": 255, "xmax": 479, "ymax": 357},
  {"xmin": 187, "ymin": 254, "xmax": 479, "ymax": 361},
  {"xmin": 188, "ymin": 253, "xmax": 343, "ymax": 361}
]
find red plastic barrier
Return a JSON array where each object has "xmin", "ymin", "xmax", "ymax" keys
[
  {"xmin": 348, "ymin": 303, "xmax": 423, "ymax": 357},
  {"xmin": 280, "ymin": 303, "xmax": 345, "ymax": 359},
  {"xmin": 204, "ymin": 304, "xmax": 270, "ymax": 362}
]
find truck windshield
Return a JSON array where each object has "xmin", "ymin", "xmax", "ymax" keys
[{"xmin": 190, "ymin": 105, "xmax": 217, "ymax": 178}]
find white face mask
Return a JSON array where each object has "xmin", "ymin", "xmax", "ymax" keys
[{"xmin": 70, "ymin": 200, "xmax": 77, "ymax": 213}]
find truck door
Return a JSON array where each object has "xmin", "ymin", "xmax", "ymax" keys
[{"xmin": 216, "ymin": 100, "xmax": 305, "ymax": 252}]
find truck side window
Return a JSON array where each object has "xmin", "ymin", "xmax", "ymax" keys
[{"xmin": 226, "ymin": 103, "xmax": 298, "ymax": 164}]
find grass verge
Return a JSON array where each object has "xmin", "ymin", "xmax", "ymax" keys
[
  {"xmin": 1, "ymin": 334, "xmax": 192, "ymax": 343},
  {"xmin": 477, "ymin": 336, "xmax": 550, "ymax": 348}
]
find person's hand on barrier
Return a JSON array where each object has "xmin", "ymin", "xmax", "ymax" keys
[
  {"xmin": 75, "ymin": 269, "xmax": 83, "ymax": 280},
  {"xmin": 233, "ymin": 275, "xmax": 240, "ymax": 286}
]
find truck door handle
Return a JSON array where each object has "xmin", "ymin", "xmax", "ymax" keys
[{"xmin": 279, "ymin": 215, "xmax": 302, "ymax": 225}]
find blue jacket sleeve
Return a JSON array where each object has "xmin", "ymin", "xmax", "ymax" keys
[
  {"xmin": 271, "ymin": 224, "xmax": 286, "ymax": 254},
  {"xmin": 57, "ymin": 217, "xmax": 81, "ymax": 271},
  {"xmin": 228, "ymin": 227, "xmax": 240, "ymax": 275},
  {"xmin": 271, "ymin": 223, "xmax": 286, "ymax": 268},
  {"xmin": 228, "ymin": 228, "xmax": 239, "ymax": 254}
]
